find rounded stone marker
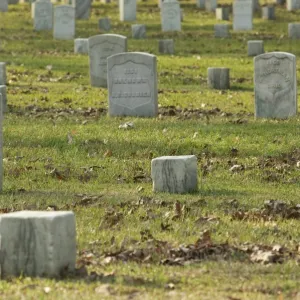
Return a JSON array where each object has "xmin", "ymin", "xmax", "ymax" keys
[
  {"xmin": 151, "ymin": 155, "xmax": 198, "ymax": 194},
  {"xmin": 247, "ymin": 40, "xmax": 264, "ymax": 56},
  {"xmin": 207, "ymin": 67, "xmax": 230, "ymax": 90}
]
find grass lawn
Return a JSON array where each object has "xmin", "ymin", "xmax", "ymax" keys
[{"xmin": 0, "ymin": 0, "xmax": 300, "ymax": 299}]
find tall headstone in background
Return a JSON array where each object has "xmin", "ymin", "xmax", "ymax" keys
[
  {"xmin": 233, "ymin": 0, "xmax": 253, "ymax": 31},
  {"xmin": 196, "ymin": 0, "xmax": 205, "ymax": 8},
  {"xmin": 287, "ymin": 0, "xmax": 300, "ymax": 11},
  {"xmin": 254, "ymin": 52, "xmax": 297, "ymax": 118},
  {"xmin": 74, "ymin": 0, "xmax": 91, "ymax": 19},
  {"xmin": 0, "ymin": 63, "xmax": 6, "ymax": 86},
  {"xmin": 53, "ymin": 5, "xmax": 75, "ymax": 39},
  {"xmin": 119, "ymin": 0, "xmax": 136, "ymax": 21},
  {"xmin": 161, "ymin": 0, "xmax": 181, "ymax": 32},
  {"xmin": 34, "ymin": 0, "xmax": 53, "ymax": 31},
  {"xmin": 88, "ymin": 34, "xmax": 127, "ymax": 88},
  {"xmin": 0, "ymin": 0, "xmax": 8, "ymax": 12},
  {"xmin": 107, "ymin": 52, "xmax": 158, "ymax": 117},
  {"xmin": 205, "ymin": 0, "xmax": 217, "ymax": 12}
]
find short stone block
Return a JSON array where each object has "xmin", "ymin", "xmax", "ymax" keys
[
  {"xmin": 132, "ymin": 24, "xmax": 146, "ymax": 39},
  {"xmin": 262, "ymin": 6, "xmax": 275, "ymax": 20},
  {"xmin": 216, "ymin": 7, "xmax": 230, "ymax": 20},
  {"xmin": 74, "ymin": 38, "xmax": 88, "ymax": 54},
  {"xmin": 158, "ymin": 39, "xmax": 174, "ymax": 54},
  {"xmin": 207, "ymin": 67, "xmax": 230, "ymax": 90},
  {"xmin": 98, "ymin": 17, "xmax": 111, "ymax": 31},
  {"xmin": 151, "ymin": 155, "xmax": 198, "ymax": 194},
  {"xmin": 214, "ymin": 24, "xmax": 229, "ymax": 38},
  {"xmin": 288, "ymin": 23, "xmax": 300, "ymax": 39},
  {"xmin": 247, "ymin": 40, "xmax": 264, "ymax": 56},
  {"xmin": 0, "ymin": 85, "xmax": 7, "ymax": 112},
  {"xmin": 0, "ymin": 63, "xmax": 6, "ymax": 86},
  {"xmin": 0, "ymin": 211, "xmax": 76, "ymax": 278}
]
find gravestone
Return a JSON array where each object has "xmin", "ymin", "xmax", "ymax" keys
[
  {"xmin": 0, "ymin": 63, "xmax": 6, "ymax": 86},
  {"xmin": 8, "ymin": 0, "xmax": 18, "ymax": 4},
  {"xmin": 151, "ymin": 155, "xmax": 198, "ymax": 193},
  {"xmin": 119, "ymin": 0, "xmax": 136, "ymax": 21},
  {"xmin": 262, "ymin": 5, "xmax": 275, "ymax": 19},
  {"xmin": 233, "ymin": 0, "xmax": 253, "ymax": 31},
  {"xmin": 216, "ymin": 7, "xmax": 229, "ymax": 20},
  {"xmin": 0, "ymin": 211, "xmax": 76, "ymax": 277},
  {"xmin": 159, "ymin": 39, "xmax": 174, "ymax": 54},
  {"xmin": 98, "ymin": 18, "xmax": 111, "ymax": 31},
  {"xmin": 0, "ymin": 94, "xmax": 2, "ymax": 191},
  {"xmin": 0, "ymin": 0, "xmax": 8, "ymax": 12},
  {"xmin": 132, "ymin": 24, "xmax": 146, "ymax": 39},
  {"xmin": 33, "ymin": 0, "xmax": 53, "ymax": 31},
  {"xmin": 254, "ymin": 52, "xmax": 297, "ymax": 118},
  {"xmin": 74, "ymin": 38, "xmax": 88, "ymax": 54},
  {"xmin": 107, "ymin": 52, "xmax": 158, "ymax": 117},
  {"xmin": 161, "ymin": 0, "xmax": 181, "ymax": 32},
  {"xmin": 88, "ymin": 34, "xmax": 127, "ymax": 88},
  {"xmin": 214, "ymin": 24, "xmax": 229, "ymax": 37},
  {"xmin": 0, "ymin": 85, "xmax": 7, "ymax": 112},
  {"xmin": 207, "ymin": 68, "xmax": 230, "ymax": 89},
  {"xmin": 205, "ymin": 0, "xmax": 217, "ymax": 12},
  {"xmin": 74, "ymin": 0, "xmax": 91, "ymax": 19},
  {"xmin": 287, "ymin": 0, "xmax": 300, "ymax": 10},
  {"xmin": 196, "ymin": 0, "xmax": 205, "ymax": 8},
  {"xmin": 53, "ymin": 5, "xmax": 75, "ymax": 40},
  {"xmin": 288, "ymin": 23, "xmax": 300, "ymax": 39},
  {"xmin": 248, "ymin": 40, "xmax": 264, "ymax": 56}
]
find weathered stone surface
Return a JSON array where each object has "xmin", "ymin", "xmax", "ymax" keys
[
  {"xmin": 233, "ymin": 0, "xmax": 253, "ymax": 31},
  {"xmin": 0, "ymin": 0, "xmax": 8, "ymax": 12},
  {"xmin": 0, "ymin": 211, "xmax": 76, "ymax": 278},
  {"xmin": 158, "ymin": 39, "xmax": 174, "ymax": 54},
  {"xmin": 207, "ymin": 67, "xmax": 230, "ymax": 89},
  {"xmin": 262, "ymin": 5, "xmax": 275, "ymax": 20},
  {"xmin": 248, "ymin": 40, "xmax": 264, "ymax": 56},
  {"xmin": 74, "ymin": 38, "xmax": 88, "ymax": 54},
  {"xmin": 205, "ymin": 0, "xmax": 217, "ymax": 12},
  {"xmin": 74, "ymin": 0, "xmax": 91, "ymax": 19},
  {"xmin": 132, "ymin": 24, "xmax": 146, "ymax": 39},
  {"xmin": 151, "ymin": 155, "xmax": 198, "ymax": 194},
  {"xmin": 287, "ymin": 0, "xmax": 300, "ymax": 11},
  {"xmin": 161, "ymin": 0, "xmax": 181, "ymax": 32},
  {"xmin": 53, "ymin": 5, "xmax": 75, "ymax": 40},
  {"xmin": 98, "ymin": 17, "xmax": 111, "ymax": 31},
  {"xmin": 119, "ymin": 0, "xmax": 136, "ymax": 21},
  {"xmin": 88, "ymin": 34, "xmax": 127, "ymax": 88},
  {"xmin": 214, "ymin": 24, "xmax": 229, "ymax": 38},
  {"xmin": 196, "ymin": 0, "xmax": 205, "ymax": 8},
  {"xmin": 254, "ymin": 52, "xmax": 297, "ymax": 119},
  {"xmin": 107, "ymin": 52, "xmax": 158, "ymax": 117},
  {"xmin": 216, "ymin": 7, "xmax": 229, "ymax": 20},
  {"xmin": 33, "ymin": 0, "xmax": 53, "ymax": 31},
  {"xmin": 288, "ymin": 23, "xmax": 300, "ymax": 39},
  {"xmin": 0, "ymin": 63, "xmax": 6, "ymax": 86},
  {"xmin": 0, "ymin": 85, "xmax": 7, "ymax": 112}
]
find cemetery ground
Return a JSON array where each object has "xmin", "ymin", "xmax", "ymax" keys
[{"xmin": 1, "ymin": 1, "xmax": 300, "ymax": 299}]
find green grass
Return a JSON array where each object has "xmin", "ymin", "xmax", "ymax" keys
[{"xmin": 0, "ymin": 1, "xmax": 300, "ymax": 299}]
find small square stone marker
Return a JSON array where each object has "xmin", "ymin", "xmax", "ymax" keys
[
  {"xmin": 0, "ymin": 211, "xmax": 76, "ymax": 278},
  {"xmin": 248, "ymin": 40, "xmax": 264, "ymax": 56},
  {"xmin": 132, "ymin": 24, "xmax": 146, "ymax": 39},
  {"xmin": 207, "ymin": 67, "xmax": 230, "ymax": 89},
  {"xmin": 159, "ymin": 39, "xmax": 174, "ymax": 54},
  {"xmin": 151, "ymin": 155, "xmax": 198, "ymax": 194},
  {"xmin": 74, "ymin": 38, "xmax": 88, "ymax": 54},
  {"xmin": 288, "ymin": 23, "xmax": 300, "ymax": 39},
  {"xmin": 98, "ymin": 17, "xmax": 111, "ymax": 31},
  {"xmin": 214, "ymin": 24, "xmax": 229, "ymax": 38}
]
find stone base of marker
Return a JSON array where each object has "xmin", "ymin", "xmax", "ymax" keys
[
  {"xmin": 288, "ymin": 23, "xmax": 300, "ymax": 39},
  {"xmin": 216, "ymin": 7, "xmax": 229, "ymax": 20},
  {"xmin": 214, "ymin": 24, "xmax": 229, "ymax": 38},
  {"xmin": 74, "ymin": 38, "xmax": 88, "ymax": 54},
  {"xmin": 262, "ymin": 5, "xmax": 275, "ymax": 20},
  {"xmin": 0, "ymin": 211, "xmax": 76, "ymax": 278},
  {"xmin": 151, "ymin": 155, "xmax": 198, "ymax": 194},
  {"xmin": 207, "ymin": 68, "xmax": 230, "ymax": 90},
  {"xmin": 248, "ymin": 40, "xmax": 264, "ymax": 56},
  {"xmin": 159, "ymin": 39, "xmax": 174, "ymax": 54},
  {"xmin": 132, "ymin": 24, "xmax": 146, "ymax": 39},
  {"xmin": 0, "ymin": 85, "xmax": 7, "ymax": 112},
  {"xmin": 98, "ymin": 18, "xmax": 111, "ymax": 31}
]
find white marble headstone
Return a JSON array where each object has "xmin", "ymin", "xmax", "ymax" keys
[
  {"xmin": 233, "ymin": 0, "xmax": 253, "ymax": 31},
  {"xmin": 34, "ymin": 0, "xmax": 53, "ymax": 31},
  {"xmin": 119, "ymin": 0, "xmax": 136, "ymax": 21},
  {"xmin": 53, "ymin": 5, "xmax": 75, "ymax": 40},
  {"xmin": 161, "ymin": 0, "xmax": 181, "ymax": 32},
  {"xmin": 254, "ymin": 52, "xmax": 297, "ymax": 119},
  {"xmin": 88, "ymin": 34, "xmax": 127, "ymax": 88},
  {"xmin": 107, "ymin": 52, "xmax": 158, "ymax": 117}
]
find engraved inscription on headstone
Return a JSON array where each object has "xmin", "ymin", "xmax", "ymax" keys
[
  {"xmin": 34, "ymin": 0, "xmax": 53, "ymax": 31},
  {"xmin": 107, "ymin": 52, "xmax": 158, "ymax": 117},
  {"xmin": 53, "ymin": 5, "xmax": 75, "ymax": 40},
  {"xmin": 88, "ymin": 34, "xmax": 127, "ymax": 88},
  {"xmin": 233, "ymin": 0, "xmax": 253, "ymax": 31},
  {"xmin": 161, "ymin": 0, "xmax": 181, "ymax": 32},
  {"xmin": 254, "ymin": 52, "xmax": 297, "ymax": 119}
]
